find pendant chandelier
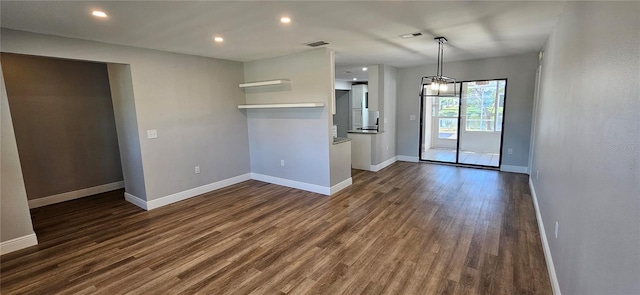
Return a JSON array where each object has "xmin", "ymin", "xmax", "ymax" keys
[{"xmin": 421, "ymin": 36, "xmax": 457, "ymax": 97}]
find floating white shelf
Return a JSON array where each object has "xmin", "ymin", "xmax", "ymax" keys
[
  {"xmin": 239, "ymin": 79, "xmax": 290, "ymax": 88},
  {"xmin": 237, "ymin": 102, "xmax": 325, "ymax": 109}
]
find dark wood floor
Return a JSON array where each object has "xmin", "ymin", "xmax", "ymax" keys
[{"xmin": 1, "ymin": 162, "xmax": 551, "ymax": 294}]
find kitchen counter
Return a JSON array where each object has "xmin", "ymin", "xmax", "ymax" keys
[
  {"xmin": 347, "ymin": 129, "xmax": 384, "ymax": 134},
  {"xmin": 333, "ymin": 137, "xmax": 351, "ymax": 145}
]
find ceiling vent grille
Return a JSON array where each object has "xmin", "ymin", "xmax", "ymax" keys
[
  {"xmin": 305, "ymin": 41, "xmax": 329, "ymax": 47},
  {"xmin": 400, "ymin": 32, "xmax": 423, "ymax": 39}
]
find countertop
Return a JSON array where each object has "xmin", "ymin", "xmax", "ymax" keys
[
  {"xmin": 333, "ymin": 137, "xmax": 352, "ymax": 145},
  {"xmin": 347, "ymin": 129, "xmax": 384, "ymax": 134}
]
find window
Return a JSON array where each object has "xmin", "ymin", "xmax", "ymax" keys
[
  {"xmin": 434, "ymin": 97, "xmax": 459, "ymax": 139},
  {"xmin": 463, "ymin": 80, "xmax": 506, "ymax": 132}
]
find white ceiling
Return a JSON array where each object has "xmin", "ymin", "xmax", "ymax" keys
[{"xmin": 1, "ymin": 0, "xmax": 566, "ymax": 77}]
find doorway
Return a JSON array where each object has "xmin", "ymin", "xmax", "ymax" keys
[{"xmin": 420, "ymin": 79, "xmax": 507, "ymax": 168}]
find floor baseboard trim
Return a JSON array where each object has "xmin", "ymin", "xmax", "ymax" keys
[
  {"xmin": 251, "ymin": 173, "xmax": 331, "ymax": 195},
  {"xmin": 529, "ymin": 178, "xmax": 562, "ymax": 295},
  {"xmin": 0, "ymin": 233, "xmax": 38, "ymax": 255},
  {"xmin": 397, "ymin": 155, "xmax": 419, "ymax": 162},
  {"xmin": 500, "ymin": 165, "xmax": 529, "ymax": 174},
  {"xmin": 125, "ymin": 173, "xmax": 252, "ymax": 211},
  {"xmin": 28, "ymin": 181, "xmax": 125, "ymax": 208},
  {"xmin": 370, "ymin": 156, "xmax": 397, "ymax": 172},
  {"xmin": 124, "ymin": 192, "xmax": 148, "ymax": 210},
  {"xmin": 147, "ymin": 173, "xmax": 252, "ymax": 210},
  {"xmin": 330, "ymin": 177, "xmax": 352, "ymax": 195}
]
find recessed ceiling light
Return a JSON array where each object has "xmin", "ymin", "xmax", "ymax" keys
[
  {"xmin": 280, "ymin": 17, "xmax": 291, "ymax": 24},
  {"xmin": 214, "ymin": 36, "xmax": 224, "ymax": 43},
  {"xmin": 362, "ymin": 67, "xmax": 368, "ymax": 71},
  {"xmin": 353, "ymin": 78, "xmax": 357, "ymax": 81},
  {"xmin": 91, "ymin": 10, "xmax": 108, "ymax": 18}
]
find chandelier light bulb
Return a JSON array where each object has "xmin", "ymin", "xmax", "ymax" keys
[
  {"xmin": 439, "ymin": 83, "xmax": 448, "ymax": 91},
  {"xmin": 431, "ymin": 81, "xmax": 439, "ymax": 90}
]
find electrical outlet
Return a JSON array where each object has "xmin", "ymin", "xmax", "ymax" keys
[
  {"xmin": 147, "ymin": 129, "xmax": 158, "ymax": 139},
  {"xmin": 280, "ymin": 160, "xmax": 285, "ymax": 167},
  {"xmin": 386, "ymin": 145, "xmax": 389, "ymax": 151},
  {"xmin": 554, "ymin": 221, "xmax": 559, "ymax": 239},
  {"xmin": 507, "ymin": 148, "xmax": 513, "ymax": 155},
  {"xmin": 195, "ymin": 166, "xmax": 200, "ymax": 174},
  {"xmin": 536, "ymin": 170, "xmax": 539, "ymax": 179},
  {"xmin": 409, "ymin": 115, "xmax": 416, "ymax": 121}
]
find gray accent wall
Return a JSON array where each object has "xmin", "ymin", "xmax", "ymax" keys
[
  {"xmin": 244, "ymin": 49, "xmax": 332, "ymax": 187},
  {"xmin": 397, "ymin": 53, "xmax": 538, "ymax": 167},
  {"xmin": 1, "ymin": 66, "xmax": 35, "ymax": 243},
  {"xmin": 1, "ymin": 29, "xmax": 250, "ymax": 202},
  {"xmin": 374, "ymin": 65, "xmax": 398, "ymax": 165},
  {"xmin": 107, "ymin": 64, "xmax": 146, "ymax": 199},
  {"xmin": 531, "ymin": 2, "xmax": 640, "ymax": 294},
  {"xmin": 334, "ymin": 90, "xmax": 350, "ymax": 138},
  {"xmin": 330, "ymin": 141, "xmax": 351, "ymax": 186},
  {"xmin": 2, "ymin": 53, "xmax": 123, "ymax": 200},
  {"xmin": 368, "ymin": 65, "xmax": 381, "ymax": 116}
]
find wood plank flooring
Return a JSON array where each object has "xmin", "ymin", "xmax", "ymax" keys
[{"xmin": 0, "ymin": 162, "xmax": 551, "ymax": 294}]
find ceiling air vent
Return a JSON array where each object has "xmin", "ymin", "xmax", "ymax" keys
[
  {"xmin": 305, "ymin": 41, "xmax": 329, "ymax": 47},
  {"xmin": 400, "ymin": 32, "xmax": 423, "ymax": 39}
]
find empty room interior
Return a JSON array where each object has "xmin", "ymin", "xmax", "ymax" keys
[{"xmin": 1, "ymin": 1, "xmax": 638, "ymax": 294}]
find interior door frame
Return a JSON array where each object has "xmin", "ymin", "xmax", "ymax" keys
[{"xmin": 418, "ymin": 78, "xmax": 508, "ymax": 169}]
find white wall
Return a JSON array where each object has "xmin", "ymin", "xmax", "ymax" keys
[
  {"xmin": 1, "ymin": 66, "xmax": 37, "ymax": 250},
  {"xmin": 422, "ymin": 96, "xmax": 432, "ymax": 151},
  {"xmin": 244, "ymin": 48, "xmax": 344, "ymax": 189},
  {"xmin": 459, "ymin": 132, "xmax": 501, "ymax": 153},
  {"xmin": 398, "ymin": 53, "xmax": 538, "ymax": 168},
  {"xmin": 334, "ymin": 80, "xmax": 352, "ymax": 90},
  {"xmin": 1, "ymin": 29, "xmax": 251, "ymax": 203},
  {"xmin": 530, "ymin": 2, "xmax": 639, "ymax": 294}
]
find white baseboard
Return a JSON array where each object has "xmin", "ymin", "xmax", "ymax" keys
[
  {"xmin": 124, "ymin": 172, "xmax": 350, "ymax": 211},
  {"xmin": 124, "ymin": 192, "xmax": 148, "ymax": 210},
  {"xmin": 330, "ymin": 177, "xmax": 352, "ymax": 195},
  {"xmin": 0, "ymin": 233, "xmax": 38, "ymax": 255},
  {"xmin": 370, "ymin": 156, "xmax": 397, "ymax": 172},
  {"xmin": 529, "ymin": 178, "xmax": 561, "ymax": 295},
  {"xmin": 28, "ymin": 181, "xmax": 124, "ymax": 208},
  {"xmin": 500, "ymin": 165, "xmax": 529, "ymax": 174},
  {"xmin": 125, "ymin": 173, "xmax": 252, "ymax": 211},
  {"xmin": 251, "ymin": 173, "xmax": 331, "ymax": 195},
  {"xmin": 397, "ymin": 155, "xmax": 419, "ymax": 162}
]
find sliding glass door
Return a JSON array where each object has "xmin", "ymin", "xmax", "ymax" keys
[
  {"xmin": 420, "ymin": 79, "xmax": 507, "ymax": 168},
  {"xmin": 458, "ymin": 80, "xmax": 505, "ymax": 166},
  {"xmin": 420, "ymin": 94, "xmax": 459, "ymax": 163}
]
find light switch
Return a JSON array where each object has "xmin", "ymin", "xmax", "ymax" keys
[
  {"xmin": 147, "ymin": 129, "xmax": 158, "ymax": 139},
  {"xmin": 409, "ymin": 115, "xmax": 416, "ymax": 121}
]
